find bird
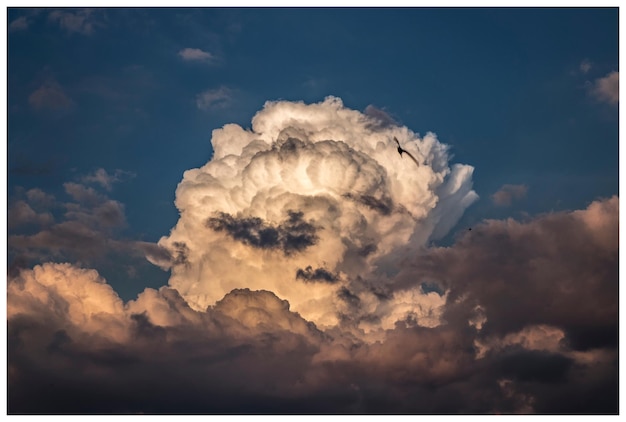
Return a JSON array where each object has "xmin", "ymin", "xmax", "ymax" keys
[{"xmin": 393, "ymin": 137, "xmax": 419, "ymax": 167}]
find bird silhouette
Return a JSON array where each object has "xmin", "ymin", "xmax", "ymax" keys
[{"xmin": 394, "ymin": 137, "xmax": 419, "ymax": 167}]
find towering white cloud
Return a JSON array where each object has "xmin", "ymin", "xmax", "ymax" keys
[{"xmin": 155, "ymin": 97, "xmax": 477, "ymax": 331}]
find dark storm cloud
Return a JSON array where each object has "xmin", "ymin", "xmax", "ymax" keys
[
  {"xmin": 206, "ymin": 210, "xmax": 318, "ymax": 255},
  {"xmin": 492, "ymin": 348, "xmax": 574, "ymax": 384},
  {"xmin": 406, "ymin": 196, "xmax": 618, "ymax": 352},
  {"xmin": 295, "ymin": 266, "xmax": 338, "ymax": 283}
]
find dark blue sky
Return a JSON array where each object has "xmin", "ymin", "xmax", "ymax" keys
[{"xmin": 7, "ymin": 7, "xmax": 619, "ymax": 299}]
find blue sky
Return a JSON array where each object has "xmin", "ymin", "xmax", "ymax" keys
[{"xmin": 6, "ymin": 8, "xmax": 619, "ymax": 413}]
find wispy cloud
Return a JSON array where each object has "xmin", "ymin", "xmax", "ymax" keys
[
  {"xmin": 81, "ymin": 168, "xmax": 135, "ymax": 191},
  {"xmin": 590, "ymin": 71, "xmax": 619, "ymax": 105},
  {"xmin": 492, "ymin": 184, "xmax": 528, "ymax": 207},
  {"xmin": 28, "ymin": 79, "xmax": 73, "ymax": 111},
  {"xmin": 178, "ymin": 47, "xmax": 215, "ymax": 62},
  {"xmin": 579, "ymin": 59, "xmax": 592, "ymax": 74},
  {"xmin": 196, "ymin": 86, "xmax": 233, "ymax": 110},
  {"xmin": 9, "ymin": 16, "xmax": 30, "ymax": 32},
  {"xmin": 48, "ymin": 8, "xmax": 103, "ymax": 35}
]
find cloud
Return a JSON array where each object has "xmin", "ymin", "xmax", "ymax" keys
[
  {"xmin": 48, "ymin": 8, "xmax": 103, "ymax": 35},
  {"xmin": 363, "ymin": 104, "xmax": 398, "ymax": 129},
  {"xmin": 9, "ymin": 16, "xmax": 30, "ymax": 31},
  {"xmin": 80, "ymin": 168, "xmax": 135, "ymax": 191},
  {"xmin": 29, "ymin": 80, "xmax": 73, "ymax": 111},
  {"xmin": 491, "ymin": 184, "xmax": 528, "ymax": 206},
  {"xmin": 409, "ymin": 196, "xmax": 618, "ymax": 351},
  {"xmin": 8, "ymin": 200, "xmax": 54, "ymax": 229},
  {"xmin": 8, "ymin": 199, "xmax": 618, "ymax": 414},
  {"xmin": 7, "ymin": 97, "xmax": 617, "ymax": 413},
  {"xmin": 590, "ymin": 71, "xmax": 619, "ymax": 105},
  {"xmin": 8, "ymin": 172, "xmax": 152, "ymax": 271},
  {"xmin": 26, "ymin": 188, "xmax": 56, "ymax": 207},
  {"xmin": 295, "ymin": 266, "xmax": 338, "ymax": 283},
  {"xmin": 195, "ymin": 86, "xmax": 233, "ymax": 110},
  {"xmin": 159, "ymin": 96, "xmax": 478, "ymax": 329},
  {"xmin": 178, "ymin": 47, "xmax": 215, "ymax": 62},
  {"xmin": 579, "ymin": 59, "xmax": 592, "ymax": 74}
]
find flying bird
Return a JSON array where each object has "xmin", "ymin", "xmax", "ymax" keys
[{"xmin": 393, "ymin": 137, "xmax": 419, "ymax": 167}]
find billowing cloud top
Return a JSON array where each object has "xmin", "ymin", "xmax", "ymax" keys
[{"xmin": 153, "ymin": 97, "xmax": 477, "ymax": 331}]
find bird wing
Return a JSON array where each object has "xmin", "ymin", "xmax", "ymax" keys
[
  {"xmin": 394, "ymin": 137, "xmax": 401, "ymax": 147},
  {"xmin": 403, "ymin": 150, "xmax": 420, "ymax": 167}
]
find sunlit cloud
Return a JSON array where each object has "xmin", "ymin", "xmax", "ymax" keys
[
  {"xmin": 491, "ymin": 184, "xmax": 528, "ymax": 207},
  {"xmin": 160, "ymin": 96, "xmax": 477, "ymax": 331},
  {"xmin": 591, "ymin": 71, "xmax": 619, "ymax": 105}
]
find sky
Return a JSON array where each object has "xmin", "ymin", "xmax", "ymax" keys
[{"xmin": 5, "ymin": 7, "xmax": 620, "ymax": 414}]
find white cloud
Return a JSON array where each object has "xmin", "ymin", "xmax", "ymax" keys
[
  {"xmin": 591, "ymin": 71, "xmax": 619, "ymax": 105},
  {"xmin": 159, "ymin": 96, "xmax": 478, "ymax": 333},
  {"xmin": 196, "ymin": 86, "xmax": 233, "ymax": 110},
  {"xmin": 178, "ymin": 48, "xmax": 215, "ymax": 62}
]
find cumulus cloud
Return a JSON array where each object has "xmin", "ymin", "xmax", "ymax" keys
[
  {"xmin": 491, "ymin": 184, "xmax": 528, "ymax": 206},
  {"xmin": 591, "ymin": 71, "xmax": 619, "ymax": 105},
  {"xmin": 29, "ymin": 80, "xmax": 73, "ymax": 111},
  {"xmin": 178, "ymin": 47, "xmax": 215, "ymax": 62},
  {"xmin": 159, "ymin": 96, "xmax": 477, "ymax": 330},
  {"xmin": 8, "ymin": 200, "xmax": 54, "ymax": 229},
  {"xmin": 196, "ymin": 86, "xmax": 233, "ymax": 110}
]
